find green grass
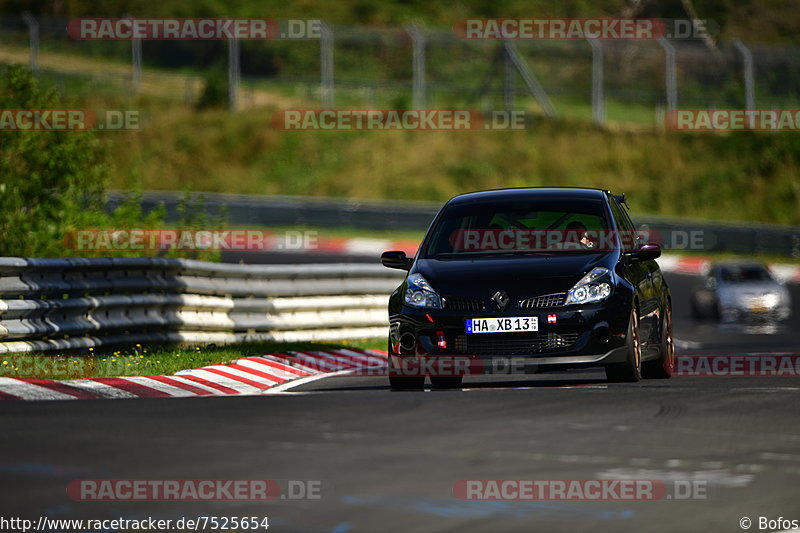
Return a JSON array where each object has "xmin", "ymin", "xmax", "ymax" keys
[
  {"xmin": 0, "ymin": 339, "xmax": 386, "ymax": 381},
  {"xmin": 99, "ymin": 104, "xmax": 800, "ymax": 226}
]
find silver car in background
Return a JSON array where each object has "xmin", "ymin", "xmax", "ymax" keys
[{"xmin": 691, "ymin": 261, "xmax": 791, "ymax": 322}]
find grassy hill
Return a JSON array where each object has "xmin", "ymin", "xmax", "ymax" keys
[{"xmin": 102, "ymin": 98, "xmax": 800, "ymax": 225}]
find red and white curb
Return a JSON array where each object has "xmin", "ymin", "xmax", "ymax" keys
[{"xmin": 0, "ymin": 349, "xmax": 387, "ymax": 401}]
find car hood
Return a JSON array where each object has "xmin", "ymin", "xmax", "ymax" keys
[{"xmin": 413, "ymin": 253, "xmax": 613, "ymax": 297}]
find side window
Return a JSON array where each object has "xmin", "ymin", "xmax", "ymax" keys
[{"xmin": 609, "ymin": 198, "xmax": 635, "ymax": 251}]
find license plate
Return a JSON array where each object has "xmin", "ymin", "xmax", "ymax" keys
[{"xmin": 466, "ymin": 316, "xmax": 538, "ymax": 333}]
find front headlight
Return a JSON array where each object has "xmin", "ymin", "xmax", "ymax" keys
[
  {"xmin": 565, "ymin": 267, "xmax": 613, "ymax": 305},
  {"xmin": 404, "ymin": 273, "xmax": 443, "ymax": 309}
]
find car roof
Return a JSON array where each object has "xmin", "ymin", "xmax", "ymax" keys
[{"xmin": 447, "ymin": 187, "xmax": 610, "ymax": 205}]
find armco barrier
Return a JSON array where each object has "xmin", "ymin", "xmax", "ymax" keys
[
  {"xmin": 0, "ymin": 258, "xmax": 404, "ymax": 354},
  {"xmin": 109, "ymin": 191, "xmax": 800, "ymax": 258}
]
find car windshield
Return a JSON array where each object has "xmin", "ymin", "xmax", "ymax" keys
[
  {"xmin": 719, "ymin": 265, "xmax": 773, "ymax": 283},
  {"xmin": 424, "ymin": 197, "xmax": 610, "ymax": 258}
]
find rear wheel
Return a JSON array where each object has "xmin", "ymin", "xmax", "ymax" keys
[
  {"xmin": 605, "ymin": 306, "xmax": 642, "ymax": 383},
  {"xmin": 643, "ymin": 302, "xmax": 675, "ymax": 379}
]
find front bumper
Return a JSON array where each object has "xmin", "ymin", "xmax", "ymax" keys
[
  {"xmin": 389, "ymin": 297, "xmax": 632, "ymax": 375},
  {"xmin": 720, "ymin": 300, "xmax": 791, "ymax": 322}
]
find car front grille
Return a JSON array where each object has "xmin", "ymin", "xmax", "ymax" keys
[
  {"xmin": 453, "ymin": 332, "xmax": 580, "ymax": 355},
  {"xmin": 443, "ymin": 295, "xmax": 485, "ymax": 312},
  {"xmin": 519, "ymin": 292, "xmax": 567, "ymax": 309}
]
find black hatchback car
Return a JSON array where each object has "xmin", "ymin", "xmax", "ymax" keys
[{"xmin": 381, "ymin": 187, "xmax": 674, "ymax": 390}]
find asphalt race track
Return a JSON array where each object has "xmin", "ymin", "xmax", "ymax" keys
[{"xmin": 2, "ymin": 258, "xmax": 799, "ymax": 532}]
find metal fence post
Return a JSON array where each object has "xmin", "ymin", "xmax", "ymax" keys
[
  {"xmin": 21, "ymin": 12, "xmax": 39, "ymax": 71},
  {"xmin": 503, "ymin": 42, "xmax": 556, "ymax": 118},
  {"xmin": 588, "ymin": 39, "xmax": 604, "ymax": 125},
  {"xmin": 125, "ymin": 14, "xmax": 142, "ymax": 93},
  {"xmin": 320, "ymin": 21, "xmax": 334, "ymax": 107},
  {"xmin": 503, "ymin": 45, "xmax": 516, "ymax": 112},
  {"xmin": 733, "ymin": 39, "xmax": 755, "ymax": 110},
  {"xmin": 228, "ymin": 38, "xmax": 240, "ymax": 111},
  {"xmin": 407, "ymin": 24, "xmax": 426, "ymax": 109},
  {"xmin": 657, "ymin": 37, "xmax": 677, "ymax": 112}
]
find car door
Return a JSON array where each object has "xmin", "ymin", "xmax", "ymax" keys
[
  {"xmin": 622, "ymin": 205, "xmax": 664, "ymax": 348},
  {"xmin": 610, "ymin": 198, "xmax": 658, "ymax": 348}
]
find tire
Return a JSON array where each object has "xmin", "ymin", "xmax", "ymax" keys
[
  {"xmin": 387, "ymin": 344, "xmax": 425, "ymax": 391},
  {"xmin": 605, "ymin": 306, "xmax": 642, "ymax": 383},
  {"xmin": 389, "ymin": 374, "xmax": 425, "ymax": 390},
  {"xmin": 642, "ymin": 302, "xmax": 675, "ymax": 379},
  {"xmin": 430, "ymin": 376, "xmax": 463, "ymax": 389}
]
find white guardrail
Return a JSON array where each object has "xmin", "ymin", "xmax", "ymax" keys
[{"xmin": 0, "ymin": 258, "xmax": 405, "ymax": 354}]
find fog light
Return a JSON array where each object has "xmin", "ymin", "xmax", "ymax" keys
[
  {"xmin": 593, "ymin": 325, "xmax": 611, "ymax": 343},
  {"xmin": 436, "ymin": 330, "xmax": 447, "ymax": 350}
]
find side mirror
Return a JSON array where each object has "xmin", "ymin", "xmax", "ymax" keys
[
  {"xmin": 624, "ymin": 243, "xmax": 661, "ymax": 263},
  {"xmin": 381, "ymin": 250, "xmax": 413, "ymax": 271}
]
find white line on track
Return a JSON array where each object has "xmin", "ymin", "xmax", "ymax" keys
[
  {"xmin": 262, "ymin": 369, "xmax": 357, "ymax": 394},
  {"xmin": 674, "ymin": 338, "xmax": 702, "ymax": 349}
]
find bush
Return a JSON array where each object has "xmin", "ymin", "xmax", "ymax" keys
[
  {"xmin": 0, "ymin": 65, "xmax": 226, "ymax": 259},
  {"xmin": 195, "ymin": 66, "xmax": 229, "ymax": 110},
  {"xmin": 0, "ymin": 64, "xmax": 113, "ymax": 257}
]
